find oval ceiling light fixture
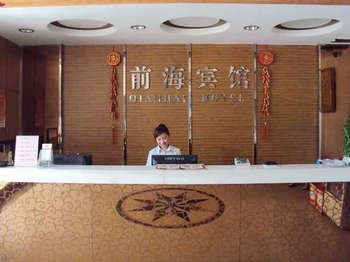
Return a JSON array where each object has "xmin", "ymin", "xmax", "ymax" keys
[
  {"xmin": 47, "ymin": 18, "xmax": 116, "ymax": 37},
  {"xmin": 274, "ymin": 18, "xmax": 341, "ymax": 37},
  {"xmin": 243, "ymin": 25, "xmax": 260, "ymax": 31},
  {"xmin": 130, "ymin": 25, "xmax": 146, "ymax": 30},
  {"xmin": 276, "ymin": 18, "xmax": 338, "ymax": 30},
  {"xmin": 19, "ymin": 28, "xmax": 35, "ymax": 33},
  {"xmin": 161, "ymin": 16, "xmax": 230, "ymax": 35}
]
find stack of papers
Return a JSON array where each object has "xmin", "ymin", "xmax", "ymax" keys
[{"xmin": 156, "ymin": 163, "xmax": 206, "ymax": 170}]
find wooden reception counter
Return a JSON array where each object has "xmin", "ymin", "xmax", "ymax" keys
[
  {"xmin": 1, "ymin": 164, "xmax": 350, "ymax": 184},
  {"xmin": 1, "ymin": 164, "xmax": 350, "ymax": 261}
]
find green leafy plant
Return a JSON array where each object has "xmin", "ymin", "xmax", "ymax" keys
[{"xmin": 343, "ymin": 115, "xmax": 350, "ymax": 156}]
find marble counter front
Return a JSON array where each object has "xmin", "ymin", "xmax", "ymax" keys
[{"xmin": 1, "ymin": 164, "xmax": 350, "ymax": 184}]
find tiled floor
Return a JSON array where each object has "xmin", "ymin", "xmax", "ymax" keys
[{"xmin": 0, "ymin": 183, "xmax": 349, "ymax": 261}]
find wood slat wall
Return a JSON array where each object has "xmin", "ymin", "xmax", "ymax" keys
[
  {"xmin": 63, "ymin": 45, "xmax": 124, "ymax": 164},
  {"xmin": 256, "ymin": 45, "xmax": 319, "ymax": 164},
  {"xmin": 62, "ymin": 44, "xmax": 318, "ymax": 165},
  {"xmin": 126, "ymin": 45, "xmax": 188, "ymax": 165},
  {"xmin": 192, "ymin": 45, "xmax": 254, "ymax": 164}
]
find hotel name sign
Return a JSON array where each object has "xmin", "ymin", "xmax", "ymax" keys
[{"xmin": 128, "ymin": 65, "xmax": 250, "ymax": 104}]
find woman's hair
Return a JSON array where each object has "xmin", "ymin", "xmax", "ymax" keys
[{"xmin": 153, "ymin": 124, "xmax": 170, "ymax": 139}]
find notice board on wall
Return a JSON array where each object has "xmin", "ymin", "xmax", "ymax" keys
[{"xmin": 321, "ymin": 67, "xmax": 336, "ymax": 113}]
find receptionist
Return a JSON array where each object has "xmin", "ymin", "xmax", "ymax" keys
[{"xmin": 146, "ymin": 123, "xmax": 181, "ymax": 166}]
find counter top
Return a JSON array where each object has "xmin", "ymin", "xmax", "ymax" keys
[{"xmin": 1, "ymin": 164, "xmax": 350, "ymax": 184}]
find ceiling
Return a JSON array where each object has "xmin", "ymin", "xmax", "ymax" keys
[{"xmin": 0, "ymin": 3, "xmax": 349, "ymax": 46}]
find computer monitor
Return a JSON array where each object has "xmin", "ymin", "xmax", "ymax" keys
[{"xmin": 151, "ymin": 155, "xmax": 197, "ymax": 165}]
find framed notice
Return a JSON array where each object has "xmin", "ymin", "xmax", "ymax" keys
[
  {"xmin": 321, "ymin": 67, "xmax": 336, "ymax": 113},
  {"xmin": 14, "ymin": 136, "xmax": 39, "ymax": 166},
  {"xmin": 0, "ymin": 93, "xmax": 5, "ymax": 128}
]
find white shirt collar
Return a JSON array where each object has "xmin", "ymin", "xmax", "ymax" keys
[{"xmin": 157, "ymin": 145, "xmax": 172, "ymax": 154}]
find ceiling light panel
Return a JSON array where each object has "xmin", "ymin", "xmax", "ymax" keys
[
  {"xmin": 161, "ymin": 16, "xmax": 230, "ymax": 35},
  {"xmin": 47, "ymin": 18, "xmax": 116, "ymax": 37}
]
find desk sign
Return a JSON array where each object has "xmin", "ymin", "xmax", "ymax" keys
[{"xmin": 14, "ymin": 135, "xmax": 39, "ymax": 167}]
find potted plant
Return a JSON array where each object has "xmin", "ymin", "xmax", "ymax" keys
[{"xmin": 342, "ymin": 115, "xmax": 350, "ymax": 165}]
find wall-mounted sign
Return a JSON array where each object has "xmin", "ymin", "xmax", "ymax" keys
[
  {"xmin": 229, "ymin": 66, "xmax": 250, "ymax": 89},
  {"xmin": 128, "ymin": 65, "xmax": 251, "ymax": 105},
  {"xmin": 130, "ymin": 66, "xmax": 151, "ymax": 90},
  {"xmin": 163, "ymin": 66, "xmax": 184, "ymax": 90},
  {"xmin": 196, "ymin": 67, "xmax": 218, "ymax": 88},
  {"xmin": 200, "ymin": 93, "xmax": 243, "ymax": 104},
  {"xmin": 129, "ymin": 94, "xmax": 186, "ymax": 104}
]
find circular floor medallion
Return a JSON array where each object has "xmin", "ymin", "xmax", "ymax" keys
[{"xmin": 116, "ymin": 187, "xmax": 225, "ymax": 228}]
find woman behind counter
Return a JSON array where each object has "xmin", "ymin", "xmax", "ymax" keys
[{"xmin": 146, "ymin": 124, "xmax": 181, "ymax": 166}]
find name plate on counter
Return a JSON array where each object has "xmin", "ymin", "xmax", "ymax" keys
[{"xmin": 14, "ymin": 135, "xmax": 39, "ymax": 167}]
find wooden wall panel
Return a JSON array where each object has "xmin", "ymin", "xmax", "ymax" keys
[
  {"xmin": 35, "ymin": 46, "xmax": 60, "ymax": 136},
  {"xmin": 256, "ymin": 45, "xmax": 318, "ymax": 164},
  {"xmin": 0, "ymin": 38, "xmax": 7, "ymax": 140},
  {"xmin": 5, "ymin": 41, "xmax": 20, "ymax": 141},
  {"xmin": 22, "ymin": 47, "xmax": 47, "ymax": 136},
  {"xmin": 321, "ymin": 47, "xmax": 350, "ymax": 159},
  {"xmin": 63, "ymin": 45, "xmax": 123, "ymax": 164},
  {"xmin": 192, "ymin": 45, "xmax": 254, "ymax": 164},
  {"xmin": 0, "ymin": 37, "xmax": 20, "ymax": 141},
  {"xmin": 126, "ymin": 45, "xmax": 188, "ymax": 165},
  {"xmin": 62, "ymin": 44, "xmax": 319, "ymax": 165},
  {"xmin": 22, "ymin": 49, "xmax": 36, "ymax": 135}
]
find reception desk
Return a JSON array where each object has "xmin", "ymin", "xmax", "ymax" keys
[
  {"xmin": 1, "ymin": 164, "xmax": 350, "ymax": 184},
  {"xmin": 1, "ymin": 164, "xmax": 350, "ymax": 261}
]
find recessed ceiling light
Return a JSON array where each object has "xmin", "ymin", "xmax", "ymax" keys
[
  {"xmin": 130, "ymin": 25, "xmax": 146, "ymax": 30},
  {"xmin": 243, "ymin": 25, "xmax": 260, "ymax": 31},
  {"xmin": 19, "ymin": 28, "xmax": 34, "ymax": 33}
]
